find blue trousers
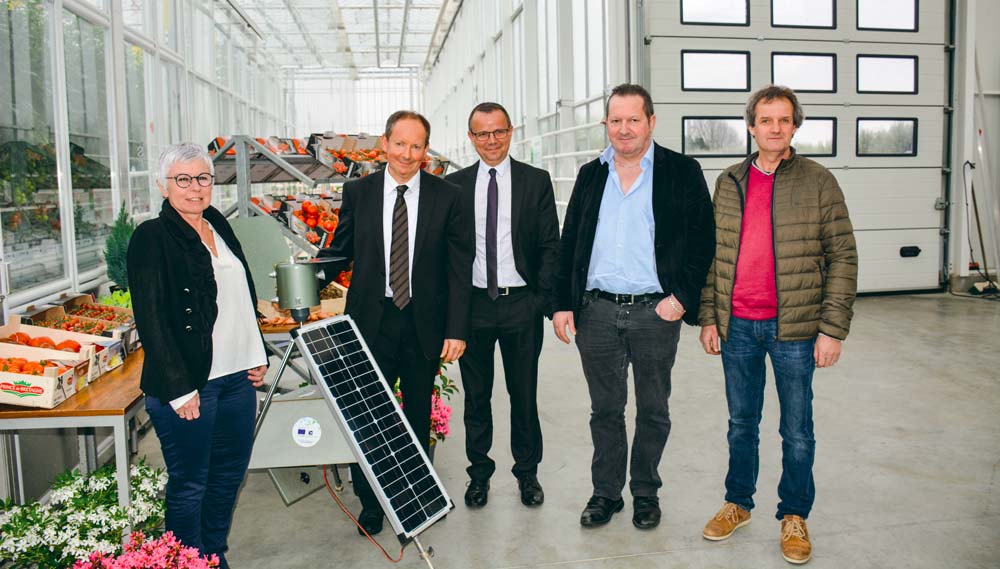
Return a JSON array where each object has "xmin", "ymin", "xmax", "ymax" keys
[
  {"xmin": 146, "ymin": 370, "xmax": 256, "ymax": 568},
  {"xmin": 721, "ymin": 316, "xmax": 816, "ymax": 520}
]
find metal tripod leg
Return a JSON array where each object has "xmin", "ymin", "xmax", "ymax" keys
[
  {"xmin": 413, "ymin": 536, "xmax": 436, "ymax": 569},
  {"xmin": 253, "ymin": 340, "xmax": 298, "ymax": 442}
]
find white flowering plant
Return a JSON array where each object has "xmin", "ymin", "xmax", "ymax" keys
[{"xmin": 0, "ymin": 459, "xmax": 167, "ymax": 568}]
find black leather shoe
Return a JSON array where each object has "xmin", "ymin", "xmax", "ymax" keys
[
  {"xmin": 632, "ymin": 496, "xmax": 661, "ymax": 529},
  {"xmin": 464, "ymin": 479, "xmax": 490, "ymax": 507},
  {"xmin": 357, "ymin": 508, "xmax": 384, "ymax": 536},
  {"xmin": 517, "ymin": 475, "xmax": 545, "ymax": 506},
  {"xmin": 580, "ymin": 495, "xmax": 625, "ymax": 527}
]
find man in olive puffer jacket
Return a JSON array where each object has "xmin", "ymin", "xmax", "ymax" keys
[{"xmin": 697, "ymin": 85, "xmax": 858, "ymax": 565}]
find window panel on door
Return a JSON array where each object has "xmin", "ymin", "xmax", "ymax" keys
[
  {"xmin": 681, "ymin": 51, "xmax": 750, "ymax": 91},
  {"xmin": 681, "ymin": 0, "xmax": 749, "ymax": 26},
  {"xmin": 682, "ymin": 117, "xmax": 749, "ymax": 156},
  {"xmin": 772, "ymin": 53, "xmax": 837, "ymax": 92},
  {"xmin": 772, "ymin": 0, "xmax": 835, "ymax": 28},
  {"xmin": 857, "ymin": 55, "xmax": 917, "ymax": 94},
  {"xmin": 857, "ymin": 118, "xmax": 917, "ymax": 156}
]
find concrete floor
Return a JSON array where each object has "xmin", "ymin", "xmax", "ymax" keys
[{"xmin": 136, "ymin": 293, "xmax": 1000, "ymax": 568}]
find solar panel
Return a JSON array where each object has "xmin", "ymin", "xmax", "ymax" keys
[{"xmin": 292, "ymin": 315, "xmax": 453, "ymax": 542}]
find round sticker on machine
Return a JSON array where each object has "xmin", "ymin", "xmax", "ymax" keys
[{"xmin": 291, "ymin": 417, "xmax": 322, "ymax": 447}]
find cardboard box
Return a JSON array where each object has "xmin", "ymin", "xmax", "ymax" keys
[
  {"xmin": 58, "ymin": 294, "xmax": 140, "ymax": 352},
  {"xmin": 23, "ymin": 305, "xmax": 136, "ymax": 356},
  {"xmin": 0, "ymin": 367, "xmax": 77, "ymax": 409},
  {"xmin": 0, "ymin": 344, "xmax": 85, "ymax": 408},
  {"xmin": 1, "ymin": 316, "xmax": 124, "ymax": 380},
  {"xmin": 320, "ymin": 282, "xmax": 348, "ymax": 315}
]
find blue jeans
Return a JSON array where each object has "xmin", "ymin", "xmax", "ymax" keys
[
  {"xmin": 145, "ymin": 370, "xmax": 257, "ymax": 568},
  {"xmin": 721, "ymin": 317, "xmax": 816, "ymax": 520}
]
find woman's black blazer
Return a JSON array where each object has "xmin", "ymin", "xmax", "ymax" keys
[{"xmin": 127, "ymin": 200, "xmax": 262, "ymax": 402}]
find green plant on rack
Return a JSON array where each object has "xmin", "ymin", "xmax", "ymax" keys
[{"xmin": 104, "ymin": 204, "xmax": 136, "ymax": 291}]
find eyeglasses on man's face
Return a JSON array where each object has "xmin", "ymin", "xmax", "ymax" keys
[
  {"xmin": 470, "ymin": 128, "xmax": 511, "ymax": 142},
  {"xmin": 167, "ymin": 173, "xmax": 214, "ymax": 188}
]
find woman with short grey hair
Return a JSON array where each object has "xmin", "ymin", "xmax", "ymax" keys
[{"xmin": 127, "ymin": 142, "xmax": 267, "ymax": 568}]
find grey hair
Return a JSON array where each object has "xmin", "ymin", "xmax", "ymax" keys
[
  {"xmin": 157, "ymin": 143, "xmax": 214, "ymax": 187},
  {"xmin": 745, "ymin": 85, "xmax": 805, "ymax": 128}
]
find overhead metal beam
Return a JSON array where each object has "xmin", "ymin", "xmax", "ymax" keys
[
  {"xmin": 373, "ymin": 0, "xmax": 382, "ymax": 67},
  {"xmin": 424, "ymin": 0, "xmax": 462, "ymax": 71},
  {"xmin": 247, "ymin": 6, "xmax": 304, "ymax": 67},
  {"xmin": 398, "ymin": 0, "xmax": 412, "ymax": 67},
  {"xmin": 224, "ymin": 0, "xmax": 265, "ymax": 40},
  {"xmin": 282, "ymin": 0, "xmax": 327, "ymax": 67},
  {"xmin": 329, "ymin": 0, "xmax": 358, "ymax": 77}
]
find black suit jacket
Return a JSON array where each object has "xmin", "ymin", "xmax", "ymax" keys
[
  {"xmin": 128, "ymin": 200, "xmax": 264, "ymax": 402},
  {"xmin": 318, "ymin": 170, "xmax": 473, "ymax": 359},
  {"xmin": 554, "ymin": 143, "xmax": 715, "ymax": 326},
  {"xmin": 445, "ymin": 158, "xmax": 560, "ymax": 318}
]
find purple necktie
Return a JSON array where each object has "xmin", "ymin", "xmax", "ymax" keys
[{"xmin": 486, "ymin": 168, "xmax": 498, "ymax": 300}]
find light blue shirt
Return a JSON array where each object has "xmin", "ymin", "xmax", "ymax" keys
[{"xmin": 585, "ymin": 143, "xmax": 662, "ymax": 294}]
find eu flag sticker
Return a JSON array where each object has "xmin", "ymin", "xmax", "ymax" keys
[{"xmin": 291, "ymin": 417, "xmax": 322, "ymax": 447}]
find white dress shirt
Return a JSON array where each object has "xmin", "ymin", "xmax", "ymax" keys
[
  {"xmin": 170, "ymin": 224, "xmax": 268, "ymax": 410},
  {"xmin": 473, "ymin": 156, "xmax": 526, "ymax": 288},
  {"xmin": 383, "ymin": 169, "xmax": 420, "ymax": 298}
]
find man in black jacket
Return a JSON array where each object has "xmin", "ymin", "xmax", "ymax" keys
[
  {"xmin": 553, "ymin": 84, "xmax": 715, "ymax": 530},
  {"xmin": 445, "ymin": 102, "xmax": 560, "ymax": 510},
  {"xmin": 318, "ymin": 111, "xmax": 473, "ymax": 536}
]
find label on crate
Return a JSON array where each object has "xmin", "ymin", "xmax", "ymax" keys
[{"xmin": 0, "ymin": 381, "xmax": 44, "ymax": 398}]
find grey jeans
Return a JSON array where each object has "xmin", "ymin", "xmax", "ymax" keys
[{"xmin": 576, "ymin": 292, "xmax": 681, "ymax": 500}]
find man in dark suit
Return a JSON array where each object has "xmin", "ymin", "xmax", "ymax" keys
[
  {"xmin": 552, "ymin": 84, "xmax": 715, "ymax": 530},
  {"xmin": 318, "ymin": 110, "xmax": 473, "ymax": 536},
  {"xmin": 445, "ymin": 102, "xmax": 560, "ymax": 510}
]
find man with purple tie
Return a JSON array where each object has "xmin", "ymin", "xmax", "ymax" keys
[{"xmin": 445, "ymin": 102, "xmax": 560, "ymax": 510}]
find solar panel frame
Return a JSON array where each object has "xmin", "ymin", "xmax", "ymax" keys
[{"xmin": 291, "ymin": 315, "xmax": 454, "ymax": 542}]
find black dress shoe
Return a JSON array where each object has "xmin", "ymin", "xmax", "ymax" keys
[
  {"xmin": 464, "ymin": 479, "xmax": 490, "ymax": 507},
  {"xmin": 357, "ymin": 508, "xmax": 384, "ymax": 536},
  {"xmin": 632, "ymin": 496, "xmax": 661, "ymax": 529},
  {"xmin": 517, "ymin": 475, "xmax": 545, "ymax": 506},
  {"xmin": 580, "ymin": 495, "xmax": 625, "ymax": 527}
]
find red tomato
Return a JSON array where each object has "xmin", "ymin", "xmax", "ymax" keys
[
  {"xmin": 9, "ymin": 332, "xmax": 30, "ymax": 345},
  {"xmin": 306, "ymin": 218, "xmax": 318, "ymax": 228},
  {"xmin": 56, "ymin": 339, "xmax": 81, "ymax": 353}
]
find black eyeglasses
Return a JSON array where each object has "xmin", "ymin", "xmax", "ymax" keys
[
  {"xmin": 167, "ymin": 173, "xmax": 214, "ymax": 188},
  {"xmin": 470, "ymin": 128, "xmax": 511, "ymax": 142}
]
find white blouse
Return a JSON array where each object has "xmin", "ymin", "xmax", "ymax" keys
[{"xmin": 169, "ymin": 224, "xmax": 267, "ymax": 409}]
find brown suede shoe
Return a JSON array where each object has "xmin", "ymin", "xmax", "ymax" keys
[
  {"xmin": 780, "ymin": 515, "xmax": 812, "ymax": 564},
  {"xmin": 703, "ymin": 502, "xmax": 752, "ymax": 541}
]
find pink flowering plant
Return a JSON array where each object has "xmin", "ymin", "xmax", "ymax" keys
[
  {"xmin": 393, "ymin": 361, "xmax": 457, "ymax": 442},
  {"xmin": 72, "ymin": 531, "xmax": 218, "ymax": 569}
]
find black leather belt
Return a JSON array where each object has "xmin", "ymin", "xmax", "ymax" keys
[
  {"xmin": 474, "ymin": 286, "xmax": 528, "ymax": 297},
  {"xmin": 590, "ymin": 289, "xmax": 664, "ymax": 305}
]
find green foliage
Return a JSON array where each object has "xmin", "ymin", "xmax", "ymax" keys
[
  {"xmin": 104, "ymin": 204, "xmax": 136, "ymax": 290},
  {"xmin": 97, "ymin": 289, "xmax": 133, "ymax": 309}
]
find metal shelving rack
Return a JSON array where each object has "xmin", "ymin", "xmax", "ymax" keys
[{"xmin": 210, "ymin": 135, "xmax": 348, "ymax": 256}]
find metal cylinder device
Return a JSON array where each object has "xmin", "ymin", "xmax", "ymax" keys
[{"xmin": 272, "ymin": 258, "xmax": 337, "ymax": 323}]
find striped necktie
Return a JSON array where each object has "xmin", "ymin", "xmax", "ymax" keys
[{"xmin": 389, "ymin": 185, "xmax": 410, "ymax": 309}]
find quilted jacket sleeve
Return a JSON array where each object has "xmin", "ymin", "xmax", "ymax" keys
[{"xmin": 817, "ymin": 171, "xmax": 858, "ymax": 340}]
